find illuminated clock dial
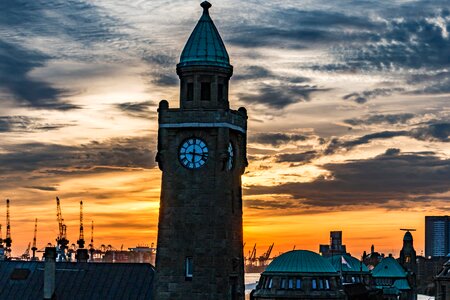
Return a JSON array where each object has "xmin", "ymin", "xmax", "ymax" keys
[
  {"xmin": 179, "ymin": 138, "xmax": 208, "ymax": 169},
  {"xmin": 227, "ymin": 142, "xmax": 234, "ymax": 170}
]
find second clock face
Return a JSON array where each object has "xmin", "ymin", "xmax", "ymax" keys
[{"xmin": 179, "ymin": 138, "xmax": 208, "ymax": 169}]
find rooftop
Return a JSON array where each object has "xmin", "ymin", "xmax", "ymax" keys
[
  {"xmin": 0, "ymin": 261, "xmax": 154, "ymax": 300},
  {"xmin": 264, "ymin": 250, "xmax": 338, "ymax": 275},
  {"xmin": 372, "ymin": 257, "xmax": 407, "ymax": 278},
  {"xmin": 178, "ymin": 1, "xmax": 231, "ymax": 68}
]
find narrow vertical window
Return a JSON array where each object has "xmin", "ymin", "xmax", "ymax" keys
[
  {"xmin": 281, "ymin": 278, "xmax": 286, "ymax": 289},
  {"xmin": 185, "ymin": 257, "xmax": 193, "ymax": 279},
  {"xmin": 325, "ymin": 279, "xmax": 330, "ymax": 289},
  {"xmin": 218, "ymin": 83, "xmax": 224, "ymax": 101},
  {"xmin": 296, "ymin": 279, "xmax": 301, "ymax": 289},
  {"xmin": 187, "ymin": 83, "xmax": 194, "ymax": 101},
  {"xmin": 288, "ymin": 278, "xmax": 293, "ymax": 289},
  {"xmin": 312, "ymin": 279, "xmax": 317, "ymax": 290},
  {"xmin": 268, "ymin": 278, "xmax": 273, "ymax": 289},
  {"xmin": 201, "ymin": 82, "xmax": 211, "ymax": 100},
  {"xmin": 319, "ymin": 279, "xmax": 324, "ymax": 289}
]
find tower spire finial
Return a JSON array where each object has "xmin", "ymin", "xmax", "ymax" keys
[{"xmin": 201, "ymin": 1, "xmax": 212, "ymax": 14}]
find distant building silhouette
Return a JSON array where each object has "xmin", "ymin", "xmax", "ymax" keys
[
  {"xmin": 425, "ymin": 216, "xmax": 450, "ymax": 257},
  {"xmin": 319, "ymin": 231, "xmax": 348, "ymax": 258}
]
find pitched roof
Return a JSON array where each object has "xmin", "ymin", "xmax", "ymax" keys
[
  {"xmin": 0, "ymin": 261, "xmax": 154, "ymax": 300},
  {"xmin": 178, "ymin": 1, "xmax": 230, "ymax": 68},
  {"xmin": 393, "ymin": 279, "xmax": 411, "ymax": 290},
  {"xmin": 264, "ymin": 250, "xmax": 338, "ymax": 275},
  {"xmin": 371, "ymin": 257, "xmax": 407, "ymax": 278}
]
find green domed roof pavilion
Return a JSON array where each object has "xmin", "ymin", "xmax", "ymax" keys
[
  {"xmin": 178, "ymin": 1, "xmax": 231, "ymax": 68},
  {"xmin": 264, "ymin": 250, "xmax": 338, "ymax": 275}
]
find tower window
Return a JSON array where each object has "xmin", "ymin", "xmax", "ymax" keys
[
  {"xmin": 187, "ymin": 83, "xmax": 194, "ymax": 101},
  {"xmin": 218, "ymin": 83, "xmax": 223, "ymax": 101},
  {"xmin": 185, "ymin": 257, "xmax": 193, "ymax": 279},
  {"xmin": 201, "ymin": 82, "xmax": 211, "ymax": 100}
]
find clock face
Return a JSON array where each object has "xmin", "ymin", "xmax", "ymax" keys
[
  {"xmin": 179, "ymin": 138, "xmax": 208, "ymax": 169},
  {"xmin": 227, "ymin": 142, "xmax": 234, "ymax": 170}
]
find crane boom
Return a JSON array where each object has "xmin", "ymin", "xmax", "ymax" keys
[
  {"xmin": 77, "ymin": 201, "xmax": 85, "ymax": 249},
  {"xmin": 91, "ymin": 220, "xmax": 94, "ymax": 246},
  {"xmin": 56, "ymin": 197, "xmax": 63, "ymax": 238},
  {"xmin": 55, "ymin": 197, "xmax": 69, "ymax": 261}
]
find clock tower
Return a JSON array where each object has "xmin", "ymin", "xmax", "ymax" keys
[{"xmin": 154, "ymin": 2, "xmax": 247, "ymax": 299}]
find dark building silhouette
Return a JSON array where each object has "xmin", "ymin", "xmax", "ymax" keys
[
  {"xmin": 154, "ymin": 1, "xmax": 247, "ymax": 299},
  {"xmin": 425, "ymin": 216, "xmax": 450, "ymax": 257},
  {"xmin": 363, "ymin": 245, "xmax": 384, "ymax": 270},
  {"xmin": 399, "ymin": 231, "xmax": 417, "ymax": 274},
  {"xmin": 435, "ymin": 259, "xmax": 450, "ymax": 300},
  {"xmin": 319, "ymin": 231, "xmax": 348, "ymax": 258}
]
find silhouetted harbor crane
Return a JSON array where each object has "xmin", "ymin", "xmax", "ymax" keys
[
  {"xmin": 55, "ymin": 197, "xmax": 69, "ymax": 261},
  {"xmin": 31, "ymin": 218, "xmax": 38, "ymax": 261},
  {"xmin": 4, "ymin": 199, "xmax": 12, "ymax": 259},
  {"xmin": 77, "ymin": 201, "xmax": 85, "ymax": 249}
]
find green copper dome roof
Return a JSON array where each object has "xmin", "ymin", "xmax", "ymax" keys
[
  {"xmin": 372, "ymin": 257, "xmax": 407, "ymax": 278},
  {"xmin": 327, "ymin": 254, "xmax": 370, "ymax": 273},
  {"xmin": 178, "ymin": 1, "xmax": 231, "ymax": 68},
  {"xmin": 264, "ymin": 250, "xmax": 338, "ymax": 274}
]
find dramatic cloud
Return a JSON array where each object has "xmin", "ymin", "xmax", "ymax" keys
[
  {"xmin": 342, "ymin": 88, "xmax": 404, "ymax": 104},
  {"xmin": 0, "ymin": 137, "xmax": 155, "ymax": 174},
  {"xmin": 0, "ymin": 0, "xmax": 128, "ymax": 109},
  {"xmin": 343, "ymin": 114, "xmax": 416, "ymax": 126},
  {"xmin": 238, "ymin": 83, "xmax": 327, "ymax": 109},
  {"xmin": 0, "ymin": 116, "xmax": 72, "ymax": 132},
  {"xmin": 326, "ymin": 122, "xmax": 449, "ymax": 154},
  {"xmin": 228, "ymin": 9, "xmax": 380, "ymax": 48},
  {"xmin": 246, "ymin": 150, "xmax": 450, "ymax": 208},
  {"xmin": 115, "ymin": 100, "xmax": 157, "ymax": 119},
  {"xmin": 0, "ymin": 40, "xmax": 77, "ymax": 110},
  {"xmin": 143, "ymin": 53, "xmax": 179, "ymax": 87},
  {"xmin": 250, "ymin": 133, "xmax": 309, "ymax": 147},
  {"xmin": 276, "ymin": 151, "xmax": 319, "ymax": 164}
]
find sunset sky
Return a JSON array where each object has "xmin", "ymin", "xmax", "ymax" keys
[{"xmin": 0, "ymin": 0, "xmax": 449, "ymax": 258}]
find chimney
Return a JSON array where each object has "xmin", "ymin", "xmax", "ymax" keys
[
  {"xmin": 43, "ymin": 247, "xmax": 56, "ymax": 300},
  {"xmin": 76, "ymin": 249, "xmax": 89, "ymax": 263}
]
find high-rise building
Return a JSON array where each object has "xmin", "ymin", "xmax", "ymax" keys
[
  {"xmin": 154, "ymin": 2, "xmax": 247, "ymax": 299},
  {"xmin": 319, "ymin": 231, "xmax": 347, "ymax": 257},
  {"xmin": 425, "ymin": 216, "xmax": 450, "ymax": 257}
]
